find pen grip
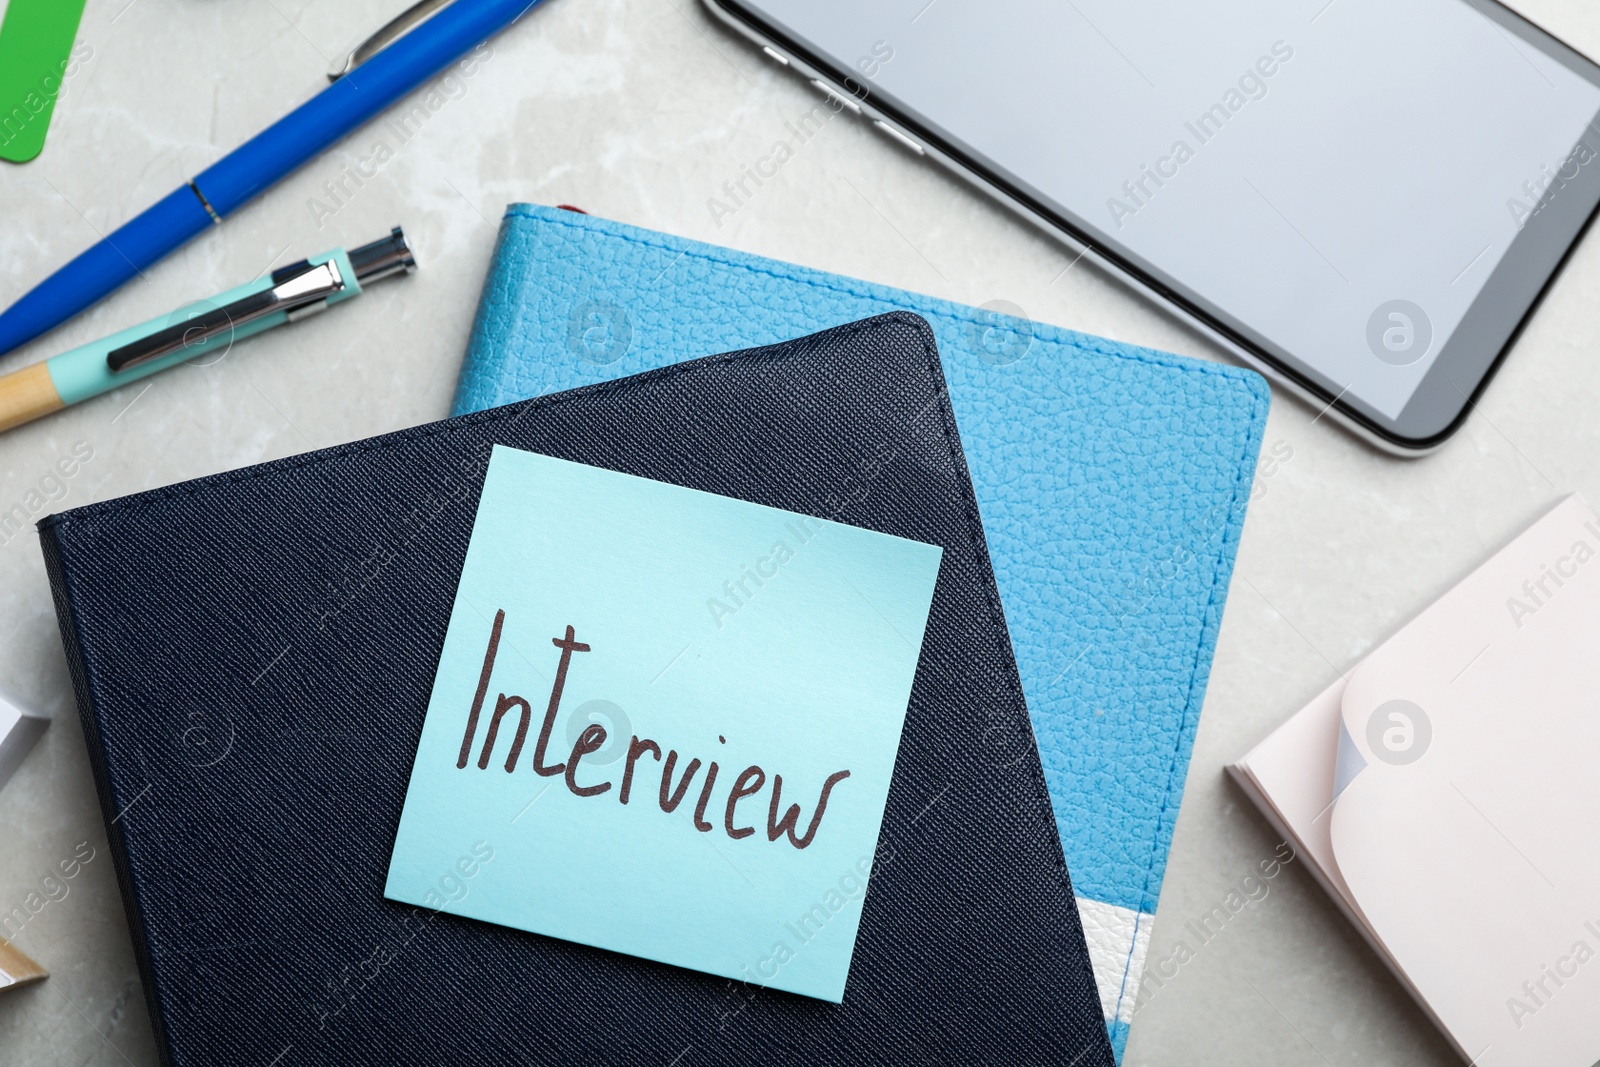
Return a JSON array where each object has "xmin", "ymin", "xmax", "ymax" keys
[{"xmin": 0, "ymin": 362, "xmax": 65, "ymax": 433}]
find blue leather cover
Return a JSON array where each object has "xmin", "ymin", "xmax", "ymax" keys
[
  {"xmin": 454, "ymin": 205, "xmax": 1271, "ymax": 1055},
  {"xmin": 40, "ymin": 314, "xmax": 1114, "ymax": 1067}
]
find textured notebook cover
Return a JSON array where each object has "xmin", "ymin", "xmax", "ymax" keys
[
  {"xmin": 454, "ymin": 203, "xmax": 1271, "ymax": 1055},
  {"xmin": 41, "ymin": 314, "xmax": 1114, "ymax": 1066}
]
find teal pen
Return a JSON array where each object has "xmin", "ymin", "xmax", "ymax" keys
[{"xmin": 0, "ymin": 227, "xmax": 415, "ymax": 433}]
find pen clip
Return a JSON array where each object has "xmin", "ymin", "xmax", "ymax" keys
[
  {"xmin": 328, "ymin": 0, "xmax": 455, "ymax": 81},
  {"xmin": 106, "ymin": 260, "xmax": 347, "ymax": 373}
]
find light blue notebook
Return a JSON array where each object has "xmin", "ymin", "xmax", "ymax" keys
[{"xmin": 453, "ymin": 204, "xmax": 1269, "ymax": 1058}]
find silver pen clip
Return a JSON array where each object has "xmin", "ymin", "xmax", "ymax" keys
[
  {"xmin": 328, "ymin": 0, "xmax": 455, "ymax": 81},
  {"xmin": 106, "ymin": 260, "xmax": 347, "ymax": 373}
]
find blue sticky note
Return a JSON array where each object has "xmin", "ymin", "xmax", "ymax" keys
[{"xmin": 385, "ymin": 445, "xmax": 942, "ymax": 1002}]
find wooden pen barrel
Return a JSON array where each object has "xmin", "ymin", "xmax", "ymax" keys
[{"xmin": 0, "ymin": 362, "xmax": 65, "ymax": 433}]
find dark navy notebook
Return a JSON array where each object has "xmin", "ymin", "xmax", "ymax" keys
[{"xmin": 40, "ymin": 313, "xmax": 1114, "ymax": 1066}]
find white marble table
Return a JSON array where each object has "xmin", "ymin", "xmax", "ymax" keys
[{"xmin": 3, "ymin": 0, "xmax": 1599, "ymax": 1062}]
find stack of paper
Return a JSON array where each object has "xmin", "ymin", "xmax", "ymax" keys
[
  {"xmin": 0, "ymin": 690, "xmax": 46, "ymax": 795},
  {"xmin": 1231, "ymin": 496, "xmax": 1600, "ymax": 1067}
]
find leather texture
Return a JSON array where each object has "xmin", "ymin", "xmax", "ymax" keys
[
  {"xmin": 453, "ymin": 205, "xmax": 1271, "ymax": 1054},
  {"xmin": 40, "ymin": 314, "xmax": 1114, "ymax": 1067}
]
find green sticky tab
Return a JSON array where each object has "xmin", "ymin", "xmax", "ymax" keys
[{"xmin": 0, "ymin": 0, "xmax": 89, "ymax": 163}]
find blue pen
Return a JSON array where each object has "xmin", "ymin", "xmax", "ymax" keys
[{"xmin": 0, "ymin": 0, "xmax": 542, "ymax": 357}]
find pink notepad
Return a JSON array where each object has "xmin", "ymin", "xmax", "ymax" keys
[{"xmin": 1232, "ymin": 495, "xmax": 1600, "ymax": 1067}]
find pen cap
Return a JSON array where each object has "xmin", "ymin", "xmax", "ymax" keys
[{"xmin": 349, "ymin": 227, "xmax": 417, "ymax": 285}]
